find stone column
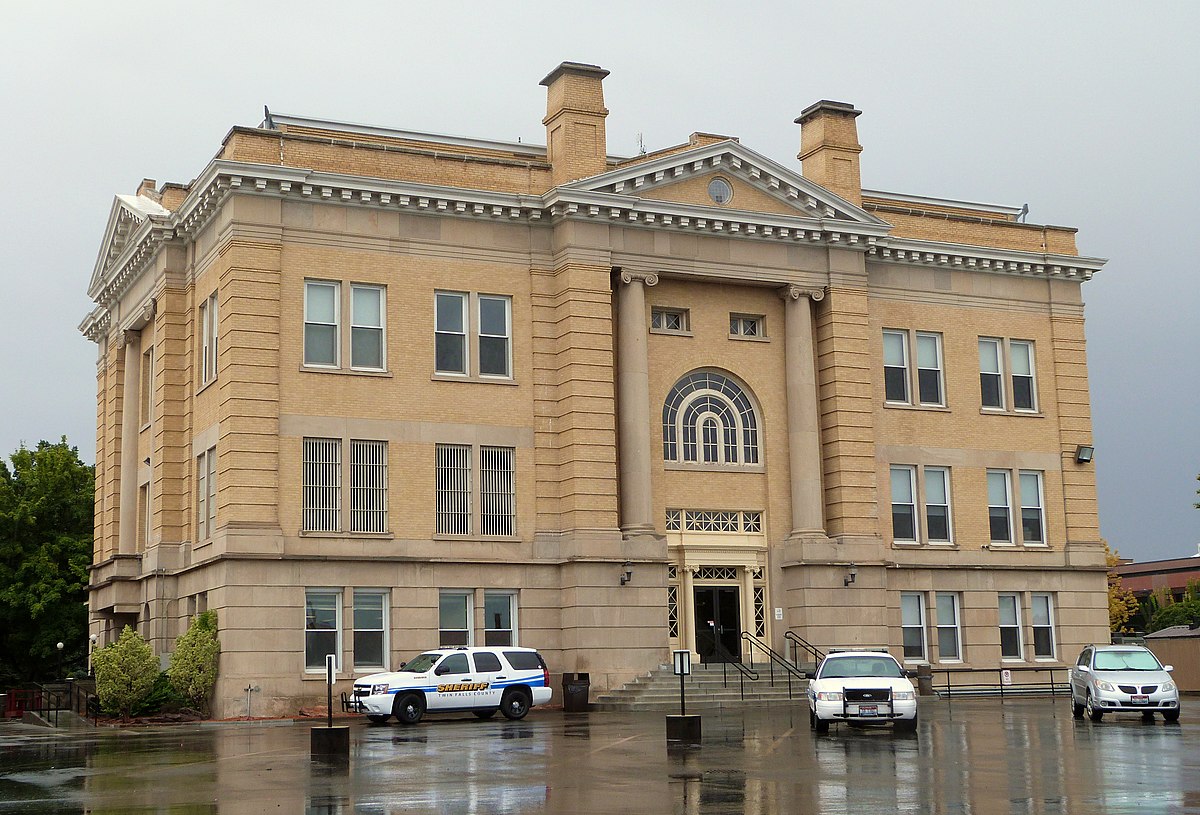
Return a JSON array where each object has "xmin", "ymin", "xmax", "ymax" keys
[
  {"xmin": 615, "ymin": 270, "xmax": 658, "ymax": 537},
  {"xmin": 680, "ymin": 566, "xmax": 696, "ymax": 659},
  {"xmin": 740, "ymin": 566, "xmax": 756, "ymax": 644},
  {"xmin": 781, "ymin": 285, "xmax": 827, "ymax": 537},
  {"xmin": 117, "ymin": 330, "xmax": 141, "ymax": 555}
]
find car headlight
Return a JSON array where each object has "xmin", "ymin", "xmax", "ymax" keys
[
  {"xmin": 372, "ymin": 683, "xmax": 390, "ymax": 695},
  {"xmin": 815, "ymin": 691, "xmax": 843, "ymax": 702},
  {"xmin": 893, "ymin": 691, "xmax": 915, "ymax": 701},
  {"xmin": 1161, "ymin": 681, "xmax": 1176, "ymax": 693},
  {"xmin": 1094, "ymin": 680, "xmax": 1116, "ymax": 692}
]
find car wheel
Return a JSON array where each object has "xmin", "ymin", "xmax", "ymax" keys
[
  {"xmin": 1142, "ymin": 711, "xmax": 1156, "ymax": 722},
  {"xmin": 1085, "ymin": 692, "xmax": 1103, "ymax": 722},
  {"xmin": 367, "ymin": 714, "xmax": 390, "ymax": 725},
  {"xmin": 473, "ymin": 710, "xmax": 497, "ymax": 720},
  {"xmin": 1163, "ymin": 709, "xmax": 1180, "ymax": 723},
  {"xmin": 393, "ymin": 693, "xmax": 425, "ymax": 725},
  {"xmin": 1071, "ymin": 698, "xmax": 1085, "ymax": 719},
  {"xmin": 500, "ymin": 688, "xmax": 531, "ymax": 721},
  {"xmin": 811, "ymin": 711, "xmax": 829, "ymax": 734},
  {"xmin": 894, "ymin": 713, "xmax": 918, "ymax": 733}
]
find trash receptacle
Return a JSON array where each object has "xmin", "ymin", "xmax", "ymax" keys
[
  {"xmin": 916, "ymin": 663, "xmax": 934, "ymax": 696},
  {"xmin": 562, "ymin": 672, "xmax": 590, "ymax": 712}
]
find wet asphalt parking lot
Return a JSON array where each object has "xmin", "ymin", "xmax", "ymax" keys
[{"xmin": 0, "ymin": 697, "xmax": 1197, "ymax": 814}]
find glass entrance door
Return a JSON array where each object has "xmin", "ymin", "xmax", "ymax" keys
[{"xmin": 693, "ymin": 586, "xmax": 741, "ymax": 663}]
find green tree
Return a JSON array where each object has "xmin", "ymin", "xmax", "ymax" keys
[
  {"xmin": 92, "ymin": 626, "xmax": 159, "ymax": 717},
  {"xmin": 1105, "ymin": 543, "xmax": 1140, "ymax": 634},
  {"xmin": 168, "ymin": 610, "xmax": 220, "ymax": 715},
  {"xmin": 0, "ymin": 439, "xmax": 93, "ymax": 684}
]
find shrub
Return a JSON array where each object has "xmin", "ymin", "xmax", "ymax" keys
[
  {"xmin": 131, "ymin": 671, "xmax": 188, "ymax": 716},
  {"xmin": 92, "ymin": 626, "xmax": 160, "ymax": 718},
  {"xmin": 167, "ymin": 610, "xmax": 220, "ymax": 715},
  {"xmin": 1148, "ymin": 599, "xmax": 1200, "ymax": 633}
]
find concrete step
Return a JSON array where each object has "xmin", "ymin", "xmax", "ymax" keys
[{"xmin": 591, "ymin": 662, "xmax": 810, "ymax": 711}]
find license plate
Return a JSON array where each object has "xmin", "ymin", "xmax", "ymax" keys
[
  {"xmin": 1131, "ymin": 695, "xmax": 1149, "ymax": 705},
  {"xmin": 858, "ymin": 705, "xmax": 878, "ymax": 716}
]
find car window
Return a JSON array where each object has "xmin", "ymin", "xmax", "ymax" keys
[
  {"xmin": 1076, "ymin": 649, "xmax": 1090, "ymax": 667},
  {"xmin": 819, "ymin": 657, "xmax": 902, "ymax": 679},
  {"xmin": 1093, "ymin": 650, "xmax": 1162, "ymax": 671},
  {"xmin": 399, "ymin": 653, "xmax": 440, "ymax": 673},
  {"xmin": 504, "ymin": 651, "xmax": 542, "ymax": 671},
  {"xmin": 436, "ymin": 653, "xmax": 470, "ymax": 674},
  {"xmin": 473, "ymin": 652, "xmax": 502, "ymax": 672}
]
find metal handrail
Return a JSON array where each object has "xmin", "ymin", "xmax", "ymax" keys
[
  {"xmin": 708, "ymin": 638, "xmax": 758, "ymax": 699},
  {"xmin": 784, "ymin": 631, "xmax": 826, "ymax": 666},
  {"xmin": 741, "ymin": 631, "xmax": 806, "ymax": 699},
  {"xmin": 931, "ymin": 666, "xmax": 1069, "ymax": 700}
]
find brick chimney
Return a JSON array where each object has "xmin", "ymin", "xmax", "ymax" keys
[
  {"xmin": 795, "ymin": 101, "xmax": 863, "ymax": 207},
  {"xmin": 541, "ymin": 62, "xmax": 610, "ymax": 186},
  {"xmin": 136, "ymin": 178, "xmax": 162, "ymax": 203}
]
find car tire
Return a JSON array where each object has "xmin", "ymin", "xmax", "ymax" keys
[
  {"xmin": 811, "ymin": 710, "xmax": 829, "ymax": 734},
  {"xmin": 1071, "ymin": 698, "xmax": 1085, "ymax": 719},
  {"xmin": 367, "ymin": 714, "xmax": 390, "ymax": 725},
  {"xmin": 500, "ymin": 688, "xmax": 532, "ymax": 721},
  {"xmin": 1142, "ymin": 711, "xmax": 1156, "ymax": 722},
  {"xmin": 394, "ymin": 693, "xmax": 425, "ymax": 725},
  {"xmin": 1085, "ymin": 692, "xmax": 1103, "ymax": 722},
  {"xmin": 894, "ymin": 713, "xmax": 918, "ymax": 733},
  {"xmin": 1163, "ymin": 709, "xmax": 1180, "ymax": 723},
  {"xmin": 473, "ymin": 710, "xmax": 497, "ymax": 720}
]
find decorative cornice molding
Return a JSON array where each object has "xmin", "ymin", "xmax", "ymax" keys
[{"xmin": 868, "ymin": 238, "xmax": 1105, "ymax": 281}]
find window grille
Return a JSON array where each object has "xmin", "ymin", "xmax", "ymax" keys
[
  {"xmin": 668, "ymin": 585, "xmax": 679, "ymax": 638},
  {"xmin": 350, "ymin": 440, "xmax": 388, "ymax": 533},
  {"xmin": 752, "ymin": 567, "xmax": 763, "ymax": 581},
  {"xmin": 754, "ymin": 586, "xmax": 766, "ymax": 637},
  {"xmin": 744, "ymin": 511, "xmax": 762, "ymax": 533},
  {"xmin": 667, "ymin": 565, "xmax": 678, "ymax": 580},
  {"xmin": 662, "ymin": 371, "xmax": 759, "ymax": 465},
  {"xmin": 303, "ymin": 438, "xmax": 341, "ymax": 532},
  {"xmin": 666, "ymin": 510, "xmax": 681, "ymax": 531},
  {"xmin": 480, "ymin": 446, "xmax": 515, "ymax": 536},
  {"xmin": 667, "ymin": 509, "xmax": 764, "ymax": 533},
  {"xmin": 695, "ymin": 566, "xmax": 738, "ymax": 581},
  {"xmin": 436, "ymin": 444, "xmax": 472, "ymax": 535}
]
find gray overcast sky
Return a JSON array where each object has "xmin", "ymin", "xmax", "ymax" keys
[{"xmin": 2, "ymin": 1, "xmax": 1196, "ymax": 562}]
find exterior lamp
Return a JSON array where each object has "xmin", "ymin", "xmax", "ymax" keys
[
  {"xmin": 1075, "ymin": 445, "xmax": 1094, "ymax": 464},
  {"xmin": 844, "ymin": 564, "xmax": 858, "ymax": 587},
  {"xmin": 620, "ymin": 561, "xmax": 633, "ymax": 586}
]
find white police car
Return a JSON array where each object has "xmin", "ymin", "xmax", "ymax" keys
[
  {"xmin": 352, "ymin": 646, "xmax": 552, "ymax": 724},
  {"xmin": 808, "ymin": 650, "xmax": 919, "ymax": 733}
]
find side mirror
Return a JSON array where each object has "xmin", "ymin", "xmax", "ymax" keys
[
  {"xmin": 904, "ymin": 669, "xmax": 918, "ymax": 679},
  {"xmin": 804, "ymin": 671, "xmax": 815, "ymax": 680},
  {"xmin": 1164, "ymin": 665, "xmax": 1174, "ymax": 672},
  {"xmin": 1076, "ymin": 665, "xmax": 1090, "ymax": 673},
  {"xmin": 398, "ymin": 662, "xmax": 406, "ymax": 669}
]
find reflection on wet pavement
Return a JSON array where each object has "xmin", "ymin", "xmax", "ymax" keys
[{"xmin": 0, "ymin": 698, "xmax": 1197, "ymax": 813}]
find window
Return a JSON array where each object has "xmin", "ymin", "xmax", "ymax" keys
[
  {"xmin": 435, "ymin": 291, "xmax": 512, "ymax": 378},
  {"xmin": 890, "ymin": 466, "xmax": 918, "ymax": 542},
  {"xmin": 478, "ymin": 296, "xmax": 511, "ymax": 377},
  {"xmin": 138, "ymin": 484, "xmax": 149, "ymax": 553},
  {"xmin": 1011, "ymin": 341, "xmax": 1036, "ymax": 411},
  {"xmin": 439, "ymin": 592, "xmax": 471, "ymax": 646},
  {"xmin": 350, "ymin": 285, "xmax": 385, "ymax": 370},
  {"xmin": 901, "ymin": 593, "xmax": 927, "ymax": 661},
  {"xmin": 305, "ymin": 281, "xmax": 340, "ymax": 367},
  {"xmin": 980, "ymin": 337, "xmax": 1038, "ymax": 413},
  {"xmin": 662, "ymin": 370, "xmax": 759, "ymax": 466},
  {"xmin": 350, "ymin": 440, "xmax": 388, "ymax": 533},
  {"xmin": 883, "ymin": 330, "xmax": 909, "ymax": 403},
  {"xmin": 436, "ymin": 444, "xmax": 472, "ymax": 535},
  {"xmin": 484, "ymin": 592, "xmax": 515, "ymax": 646},
  {"xmin": 140, "ymin": 346, "xmax": 154, "ymax": 426},
  {"xmin": 353, "ymin": 591, "xmax": 387, "ymax": 670},
  {"xmin": 987, "ymin": 470, "xmax": 1013, "ymax": 544},
  {"xmin": 480, "ymin": 446, "xmax": 515, "ymax": 536},
  {"xmin": 1032, "ymin": 594, "xmax": 1055, "ymax": 658},
  {"xmin": 305, "ymin": 590, "xmax": 340, "ymax": 671},
  {"xmin": 199, "ymin": 292, "xmax": 218, "ymax": 386},
  {"xmin": 935, "ymin": 593, "xmax": 961, "ymax": 662},
  {"xmin": 707, "ymin": 177, "xmax": 733, "ymax": 205},
  {"xmin": 729, "ymin": 314, "xmax": 765, "ymax": 339},
  {"xmin": 651, "ymin": 307, "xmax": 689, "ymax": 333},
  {"xmin": 924, "ymin": 467, "xmax": 951, "ymax": 543},
  {"xmin": 998, "ymin": 594, "xmax": 1023, "ymax": 660},
  {"xmin": 303, "ymin": 438, "xmax": 342, "ymax": 532},
  {"xmin": 915, "ymin": 332, "xmax": 944, "ymax": 405},
  {"xmin": 196, "ymin": 446, "xmax": 216, "ymax": 540},
  {"xmin": 474, "ymin": 651, "xmax": 503, "ymax": 672},
  {"xmin": 1019, "ymin": 471, "xmax": 1045, "ymax": 545}
]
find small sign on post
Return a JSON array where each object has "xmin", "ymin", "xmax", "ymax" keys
[
  {"xmin": 1000, "ymin": 668, "xmax": 1013, "ymax": 686},
  {"xmin": 326, "ymin": 654, "xmax": 337, "ymax": 728},
  {"xmin": 666, "ymin": 650, "xmax": 701, "ymax": 747},
  {"xmin": 311, "ymin": 652, "xmax": 350, "ymax": 761}
]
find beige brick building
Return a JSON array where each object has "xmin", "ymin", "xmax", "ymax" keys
[{"xmin": 81, "ymin": 62, "xmax": 1109, "ymax": 717}]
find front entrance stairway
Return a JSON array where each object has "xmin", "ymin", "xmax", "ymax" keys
[{"xmin": 592, "ymin": 662, "xmax": 810, "ymax": 712}]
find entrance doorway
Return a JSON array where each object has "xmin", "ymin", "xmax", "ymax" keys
[{"xmin": 693, "ymin": 586, "xmax": 741, "ymax": 663}]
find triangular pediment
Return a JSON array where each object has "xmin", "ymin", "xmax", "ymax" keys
[
  {"xmin": 88, "ymin": 194, "xmax": 171, "ymax": 299},
  {"xmin": 564, "ymin": 140, "xmax": 887, "ymax": 227}
]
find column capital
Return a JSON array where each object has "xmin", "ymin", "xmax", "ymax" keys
[
  {"xmin": 779, "ymin": 284, "xmax": 825, "ymax": 302},
  {"xmin": 617, "ymin": 269, "xmax": 659, "ymax": 287}
]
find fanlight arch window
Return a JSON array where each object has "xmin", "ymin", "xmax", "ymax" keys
[{"xmin": 663, "ymin": 371, "xmax": 759, "ymax": 465}]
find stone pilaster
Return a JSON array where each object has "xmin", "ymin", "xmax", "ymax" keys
[
  {"xmin": 615, "ymin": 270, "xmax": 658, "ymax": 538},
  {"xmin": 117, "ymin": 330, "xmax": 141, "ymax": 555},
  {"xmin": 780, "ymin": 285, "xmax": 827, "ymax": 538}
]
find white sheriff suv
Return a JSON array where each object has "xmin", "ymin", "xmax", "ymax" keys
[
  {"xmin": 807, "ymin": 650, "xmax": 919, "ymax": 733},
  {"xmin": 352, "ymin": 646, "xmax": 553, "ymax": 725}
]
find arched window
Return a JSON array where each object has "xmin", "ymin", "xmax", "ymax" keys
[{"xmin": 662, "ymin": 371, "xmax": 759, "ymax": 465}]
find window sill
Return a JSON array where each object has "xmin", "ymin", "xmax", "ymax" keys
[
  {"xmin": 891, "ymin": 541, "xmax": 958, "ymax": 549},
  {"xmin": 298, "ymin": 531, "xmax": 394, "ymax": 539},
  {"xmin": 664, "ymin": 462, "xmax": 766, "ymax": 473},
  {"xmin": 196, "ymin": 379, "xmax": 217, "ymax": 397},
  {"xmin": 983, "ymin": 543, "xmax": 1053, "ymax": 551},
  {"xmin": 980, "ymin": 408, "xmax": 1043, "ymax": 418},
  {"xmin": 729, "ymin": 334, "xmax": 770, "ymax": 343},
  {"xmin": 883, "ymin": 402, "xmax": 950, "ymax": 412},
  {"xmin": 432, "ymin": 534, "xmax": 522, "ymax": 542},
  {"xmin": 649, "ymin": 328, "xmax": 694, "ymax": 338},
  {"xmin": 430, "ymin": 372, "xmax": 518, "ymax": 386},
  {"xmin": 300, "ymin": 365, "xmax": 394, "ymax": 378},
  {"xmin": 301, "ymin": 672, "xmax": 351, "ymax": 682}
]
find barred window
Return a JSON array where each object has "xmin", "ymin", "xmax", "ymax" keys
[
  {"xmin": 667, "ymin": 585, "xmax": 679, "ymax": 638},
  {"xmin": 663, "ymin": 370, "xmax": 758, "ymax": 465},
  {"xmin": 303, "ymin": 438, "xmax": 341, "ymax": 532},
  {"xmin": 350, "ymin": 440, "xmax": 388, "ymax": 533},
  {"xmin": 480, "ymin": 446, "xmax": 515, "ymax": 536},
  {"xmin": 695, "ymin": 566, "xmax": 739, "ymax": 581},
  {"xmin": 436, "ymin": 444, "xmax": 472, "ymax": 535},
  {"xmin": 754, "ymin": 586, "xmax": 766, "ymax": 637},
  {"xmin": 666, "ymin": 509, "xmax": 764, "ymax": 534}
]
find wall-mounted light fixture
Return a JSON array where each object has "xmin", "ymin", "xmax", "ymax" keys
[
  {"xmin": 843, "ymin": 564, "xmax": 858, "ymax": 587},
  {"xmin": 620, "ymin": 561, "xmax": 633, "ymax": 586},
  {"xmin": 1075, "ymin": 445, "xmax": 1094, "ymax": 464}
]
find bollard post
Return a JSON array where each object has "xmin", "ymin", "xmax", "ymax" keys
[{"xmin": 666, "ymin": 650, "xmax": 701, "ymax": 747}]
